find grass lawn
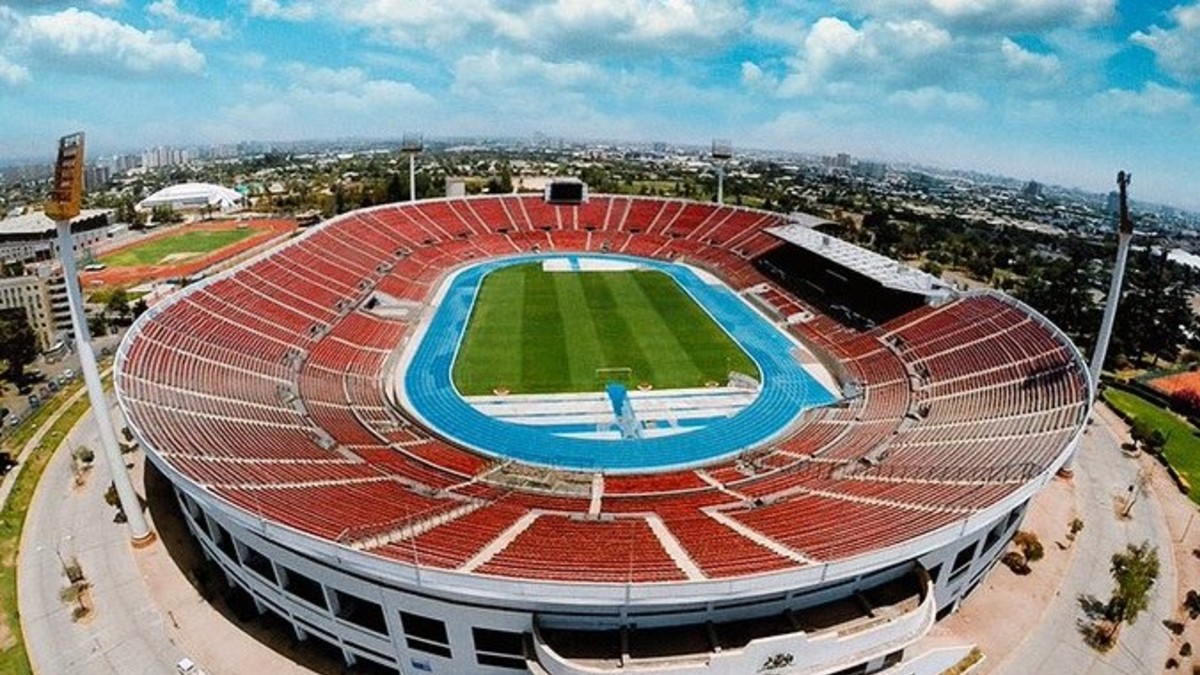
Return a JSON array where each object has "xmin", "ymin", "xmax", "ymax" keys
[
  {"xmin": 98, "ymin": 227, "xmax": 255, "ymax": 268},
  {"xmin": 1103, "ymin": 387, "xmax": 1200, "ymax": 503},
  {"xmin": 453, "ymin": 263, "xmax": 759, "ymax": 395}
]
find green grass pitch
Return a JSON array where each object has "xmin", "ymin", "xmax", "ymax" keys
[
  {"xmin": 452, "ymin": 263, "xmax": 760, "ymax": 395},
  {"xmin": 98, "ymin": 228, "xmax": 256, "ymax": 267}
]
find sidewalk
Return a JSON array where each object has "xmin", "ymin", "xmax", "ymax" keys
[
  {"xmin": 18, "ymin": 393, "xmax": 341, "ymax": 675},
  {"xmin": 938, "ymin": 406, "xmax": 1176, "ymax": 674},
  {"xmin": 17, "ymin": 397, "xmax": 186, "ymax": 674}
]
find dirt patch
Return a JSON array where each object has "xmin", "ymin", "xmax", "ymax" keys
[
  {"xmin": 158, "ymin": 252, "xmax": 201, "ymax": 264},
  {"xmin": 0, "ymin": 619, "xmax": 15, "ymax": 651}
]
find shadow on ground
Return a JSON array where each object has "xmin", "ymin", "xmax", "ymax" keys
[{"xmin": 145, "ymin": 461, "xmax": 397, "ymax": 675}]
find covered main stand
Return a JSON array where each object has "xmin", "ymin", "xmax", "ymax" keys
[{"xmin": 758, "ymin": 222, "xmax": 955, "ymax": 328}]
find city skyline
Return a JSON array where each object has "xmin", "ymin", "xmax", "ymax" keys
[{"xmin": 1, "ymin": 1, "xmax": 1198, "ymax": 209}]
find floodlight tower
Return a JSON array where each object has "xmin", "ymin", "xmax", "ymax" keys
[
  {"xmin": 46, "ymin": 133, "xmax": 153, "ymax": 545},
  {"xmin": 1062, "ymin": 171, "xmax": 1134, "ymax": 478},
  {"xmin": 1089, "ymin": 171, "xmax": 1135, "ymax": 388},
  {"xmin": 711, "ymin": 138, "xmax": 733, "ymax": 205},
  {"xmin": 401, "ymin": 132, "xmax": 424, "ymax": 201}
]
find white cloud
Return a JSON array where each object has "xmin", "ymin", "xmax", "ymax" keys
[
  {"xmin": 276, "ymin": 64, "xmax": 433, "ymax": 114},
  {"xmin": 147, "ymin": 0, "xmax": 227, "ymax": 40},
  {"xmin": 0, "ymin": 54, "xmax": 31, "ymax": 86},
  {"xmin": 329, "ymin": 0, "xmax": 746, "ymax": 55},
  {"xmin": 1000, "ymin": 38, "xmax": 1061, "ymax": 78},
  {"xmin": 845, "ymin": 0, "xmax": 1115, "ymax": 31},
  {"xmin": 888, "ymin": 86, "xmax": 985, "ymax": 112},
  {"xmin": 11, "ymin": 8, "xmax": 205, "ymax": 75},
  {"xmin": 777, "ymin": 17, "xmax": 953, "ymax": 95},
  {"xmin": 1132, "ymin": 2, "xmax": 1200, "ymax": 83},
  {"xmin": 246, "ymin": 0, "xmax": 315, "ymax": 22},
  {"xmin": 452, "ymin": 49, "xmax": 603, "ymax": 96},
  {"xmin": 210, "ymin": 64, "xmax": 432, "ymax": 140},
  {"xmin": 749, "ymin": 9, "xmax": 808, "ymax": 48},
  {"xmin": 740, "ymin": 60, "xmax": 778, "ymax": 91},
  {"xmin": 1094, "ymin": 82, "xmax": 1194, "ymax": 116}
]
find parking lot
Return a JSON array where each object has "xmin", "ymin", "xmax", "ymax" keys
[{"xmin": 0, "ymin": 329, "xmax": 125, "ymax": 441}]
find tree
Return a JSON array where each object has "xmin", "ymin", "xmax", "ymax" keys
[
  {"xmin": 1015, "ymin": 256, "xmax": 1100, "ymax": 349},
  {"xmin": 88, "ymin": 312, "xmax": 109, "ymax": 338},
  {"xmin": 1105, "ymin": 541, "xmax": 1159, "ymax": 641},
  {"xmin": 151, "ymin": 204, "xmax": 181, "ymax": 224},
  {"xmin": 0, "ymin": 308, "xmax": 38, "ymax": 383},
  {"xmin": 386, "ymin": 172, "xmax": 404, "ymax": 203},
  {"xmin": 498, "ymin": 162, "xmax": 513, "ymax": 193},
  {"xmin": 106, "ymin": 289, "xmax": 131, "ymax": 324}
]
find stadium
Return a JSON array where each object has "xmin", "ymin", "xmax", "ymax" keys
[{"xmin": 114, "ymin": 188, "xmax": 1091, "ymax": 675}]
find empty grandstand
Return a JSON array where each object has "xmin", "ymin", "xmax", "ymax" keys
[{"xmin": 115, "ymin": 192, "xmax": 1090, "ymax": 675}]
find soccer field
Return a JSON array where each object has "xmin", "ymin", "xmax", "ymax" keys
[
  {"xmin": 453, "ymin": 263, "xmax": 760, "ymax": 395},
  {"xmin": 98, "ymin": 227, "xmax": 256, "ymax": 267}
]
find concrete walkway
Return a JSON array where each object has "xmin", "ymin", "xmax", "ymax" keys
[
  {"xmin": 19, "ymin": 393, "xmax": 343, "ymax": 675},
  {"xmin": 18, "ymin": 397, "xmax": 187, "ymax": 674},
  {"xmin": 939, "ymin": 405, "xmax": 1176, "ymax": 675}
]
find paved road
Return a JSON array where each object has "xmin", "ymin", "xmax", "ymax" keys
[{"xmin": 18, "ymin": 396, "xmax": 186, "ymax": 675}]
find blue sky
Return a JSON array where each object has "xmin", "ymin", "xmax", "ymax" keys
[{"xmin": 0, "ymin": 0, "xmax": 1197, "ymax": 209}]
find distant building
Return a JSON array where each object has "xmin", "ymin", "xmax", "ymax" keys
[
  {"xmin": 445, "ymin": 177, "xmax": 467, "ymax": 198},
  {"xmin": 823, "ymin": 153, "xmax": 852, "ymax": 170},
  {"xmin": 137, "ymin": 182, "xmax": 245, "ymax": 215},
  {"xmin": 1106, "ymin": 191, "xmax": 1120, "ymax": 215},
  {"xmin": 0, "ymin": 209, "xmax": 113, "ymax": 265},
  {"xmin": 141, "ymin": 145, "xmax": 191, "ymax": 170},
  {"xmin": 84, "ymin": 164, "xmax": 111, "ymax": 193},
  {"xmin": 1021, "ymin": 181, "xmax": 1043, "ymax": 199},
  {"xmin": 0, "ymin": 265, "xmax": 70, "ymax": 349},
  {"xmin": 854, "ymin": 161, "xmax": 887, "ymax": 179}
]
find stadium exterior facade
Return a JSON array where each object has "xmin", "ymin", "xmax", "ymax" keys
[{"xmin": 116, "ymin": 193, "xmax": 1091, "ymax": 675}]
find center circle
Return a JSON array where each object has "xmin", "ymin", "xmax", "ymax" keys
[{"xmin": 390, "ymin": 254, "xmax": 840, "ymax": 472}]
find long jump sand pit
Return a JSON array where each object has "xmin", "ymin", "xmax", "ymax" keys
[{"xmin": 81, "ymin": 219, "xmax": 295, "ymax": 289}]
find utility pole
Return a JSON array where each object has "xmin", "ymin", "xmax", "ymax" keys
[{"xmin": 46, "ymin": 133, "xmax": 154, "ymax": 546}]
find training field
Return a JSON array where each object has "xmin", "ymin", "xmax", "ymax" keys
[
  {"xmin": 98, "ymin": 228, "xmax": 256, "ymax": 267},
  {"xmin": 453, "ymin": 263, "xmax": 759, "ymax": 395},
  {"xmin": 80, "ymin": 219, "xmax": 295, "ymax": 289}
]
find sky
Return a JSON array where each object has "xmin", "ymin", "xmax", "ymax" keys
[{"xmin": 0, "ymin": 0, "xmax": 1197, "ymax": 209}]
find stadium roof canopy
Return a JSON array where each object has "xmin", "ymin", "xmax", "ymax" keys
[
  {"xmin": 767, "ymin": 223, "xmax": 955, "ymax": 300},
  {"xmin": 785, "ymin": 211, "xmax": 836, "ymax": 229},
  {"xmin": 137, "ymin": 182, "xmax": 244, "ymax": 213}
]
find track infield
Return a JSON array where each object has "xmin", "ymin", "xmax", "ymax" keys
[
  {"xmin": 452, "ymin": 262, "xmax": 760, "ymax": 395},
  {"xmin": 98, "ymin": 228, "xmax": 255, "ymax": 267}
]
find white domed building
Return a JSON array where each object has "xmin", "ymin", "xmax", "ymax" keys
[{"xmin": 136, "ymin": 182, "xmax": 245, "ymax": 215}]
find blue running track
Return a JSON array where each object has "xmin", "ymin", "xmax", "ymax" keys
[{"xmin": 401, "ymin": 255, "xmax": 839, "ymax": 472}]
